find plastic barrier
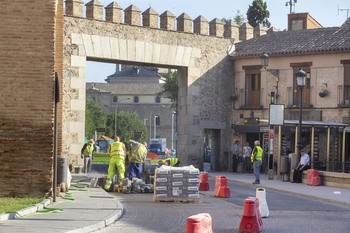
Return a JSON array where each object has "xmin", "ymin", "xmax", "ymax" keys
[
  {"xmin": 214, "ymin": 176, "xmax": 230, "ymax": 198},
  {"xmin": 307, "ymin": 169, "xmax": 321, "ymax": 186},
  {"xmin": 199, "ymin": 172, "xmax": 209, "ymax": 191},
  {"xmin": 239, "ymin": 197, "xmax": 263, "ymax": 233},
  {"xmin": 256, "ymin": 188, "xmax": 269, "ymax": 218},
  {"xmin": 186, "ymin": 213, "xmax": 213, "ymax": 233}
]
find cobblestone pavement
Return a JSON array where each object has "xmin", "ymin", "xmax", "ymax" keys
[{"xmin": 96, "ymin": 178, "xmax": 350, "ymax": 233}]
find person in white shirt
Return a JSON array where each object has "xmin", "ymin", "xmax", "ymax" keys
[
  {"xmin": 242, "ymin": 142, "xmax": 252, "ymax": 162},
  {"xmin": 292, "ymin": 148, "xmax": 310, "ymax": 183}
]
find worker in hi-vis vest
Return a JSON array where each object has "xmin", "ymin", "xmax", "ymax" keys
[
  {"xmin": 128, "ymin": 140, "xmax": 147, "ymax": 180},
  {"xmin": 158, "ymin": 157, "xmax": 180, "ymax": 167},
  {"xmin": 81, "ymin": 139, "xmax": 96, "ymax": 174},
  {"xmin": 251, "ymin": 140, "xmax": 263, "ymax": 185},
  {"xmin": 104, "ymin": 136, "xmax": 126, "ymax": 191}
]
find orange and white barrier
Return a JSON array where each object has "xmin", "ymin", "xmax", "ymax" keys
[
  {"xmin": 307, "ymin": 169, "xmax": 321, "ymax": 186},
  {"xmin": 186, "ymin": 213, "xmax": 213, "ymax": 233},
  {"xmin": 239, "ymin": 197, "xmax": 263, "ymax": 233},
  {"xmin": 214, "ymin": 176, "xmax": 230, "ymax": 198},
  {"xmin": 199, "ymin": 171, "xmax": 209, "ymax": 191}
]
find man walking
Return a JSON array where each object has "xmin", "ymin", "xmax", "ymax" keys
[
  {"xmin": 104, "ymin": 136, "xmax": 126, "ymax": 191},
  {"xmin": 292, "ymin": 148, "xmax": 310, "ymax": 183},
  {"xmin": 251, "ymin": 140, "xmax": 263, "ymax": 184},
  {"xmin": 128, "ymin": 140, "xmax": 147, "ymax": 180},
  {"xmin": 81, "ymin": 139, "xmax": 96, "ymax": 174}
]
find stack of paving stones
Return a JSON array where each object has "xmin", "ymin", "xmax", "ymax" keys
[{"xmin": 153, "ymin": 165, "xmax": 200, "ymax": 203}]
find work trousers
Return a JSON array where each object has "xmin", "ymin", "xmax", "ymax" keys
[
  {"xmin": 129, "ymin": 162, "xmax": 142, "ymax": 180},
  {"xmin": 83, "ymin": 156, "xmax": 92, "ymax": 174},
  {"xmin": 253, "ymin": 160, "xmax": 262, "ymax": 181},
  {"xmin": 293, "ymin": 165, "xmax": 310, "ymax": 183},
  {"xmin": 107, "ymin": 156, "xmax": 125, "ymax": 184},
  {"xmin": 232, "ymin": 154, "xmax": 238, "ymax": 172}
]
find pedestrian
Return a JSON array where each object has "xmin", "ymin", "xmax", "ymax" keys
[
  {"xmin": 292, "ymin": 148, "xmax": 310, "ymax": 183},
  {"xmin": 232, "ymin": 140, "xmax": 240, "ymax": 172},
  {"xmin": 128, "ymin": 140, "xmax": 148, "ymax": 180},
  {"xmin": 81, "ymin": 139, "xmax": 96, "ymax": 174},
  {"xmin": 158, "ymin": 157, "xmax": 180, "ymax": 167},
  {"xmin": 252, "ymin": 140, "xmax": 263, "ymax": 184},
  {"xmin": 104, "ymin": 136, "xmax": 126, "ymax": 191},
  {"xmin": 242, "ymin": 142, "xmax": 252, "ymax": 162}
]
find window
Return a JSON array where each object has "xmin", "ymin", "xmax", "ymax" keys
[
  {"xmin": 156, "ymin": 116, "xmax": 160, "ymax": 125},
  {"xmin": 291, "ymin": 63, "xmax": 311, "ymax": 106},
  {"xmin": 156, "ymin": 96, "xmax": 160, "ymax": 103},
  {"xmin": 113, "ymin": 96, "xmax": 118, "ymax": 102},
  {"xmin": 134, "ymin": 96, "xmax": 139, "ymax": 103},
  {"xmin": 244, "ymin": 66, "xmax": 261, "ymax": 107},
  {"xmin": 343, "ymin": 62, "xmax": 350, "ymax": 103}
]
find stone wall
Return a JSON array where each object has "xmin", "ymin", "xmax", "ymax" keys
[
  {"xmin": 0, "ymin": 0, "xmax": 63, "ymax": 197},
  {"xmin": 63, "ymin": 1, "xmax": 236, "ymax": 170}
]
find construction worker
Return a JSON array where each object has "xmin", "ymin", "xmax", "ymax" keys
[
  {"xmin": 104, "ymin": 136, "xmax": 126, "ymax": 191},
  {"xmin": 81, "ymin": 139, "xmax": 96, "ymax": 174},
  {"xmin": 158, "ymin": 157, "xmax": 180, "ymax": 167},
  {"xmin": 251, "ymin": 140, "xmax": 263, "ymax": 184},
  {"xmin": 128, "ymin": 140, "xmax": 147, "ymax": 180}
]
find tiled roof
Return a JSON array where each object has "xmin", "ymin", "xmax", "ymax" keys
[{"xmin": 233, "ymin": 18, "xmax": 350, "ymax": 58}]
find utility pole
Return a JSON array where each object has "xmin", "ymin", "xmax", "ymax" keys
[{"xmin": 338, "ymin": 5, "xmax": 350, "ymax": 20}]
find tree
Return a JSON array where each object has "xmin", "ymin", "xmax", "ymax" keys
[
  {"xmin": 85, "ymin": 98, "xmax": 107, "ymax": 138},
  {"xmin": 158, "ymin": 71, "xmax": 178, "ymax": 109},
  {"xmin": 221, "ymin": 10, "xmax": 246, "ymax": 26},
  {"xmin": 246, "ymin": 0, "xmax": 271, "ymax": 28},
  {"xmin": 114, "ymin": 111, "xmax": 147, "ymax": 143}
]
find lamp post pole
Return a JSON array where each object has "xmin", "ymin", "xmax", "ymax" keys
[
  {"xmin": 296, "ymin": 68, "xmax": 306, "ymax": 155},
  {"xmin": 115, "ymin": 97, "xmax": 132, "ymax": 138},
  {"xmin": 171, "ymin": 111, "xmax": 176, "ymax": 150},
  {"xmin": 154, "ymin": 115, "xmax": 158, "ymax": 138}
]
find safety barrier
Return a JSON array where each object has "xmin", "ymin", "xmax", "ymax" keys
[
  {"xmin": 307, "ymin": 169, "xmax": 321, "ymax": 186},
  {"xmin": 239, "ymin": 197, "xmax": 263, "ymax": 233},
  {"xmin": 186, "ymin": 213, "xmax": 213, "ymax": 233},
  {"xmin": 256, "ymin": 188, "xmax": 269, "ymax": 218},
  {"xmin": 199, "ymin": 171, "xmax": 209, "ymax": 191},
  {"xmin": 213, "ymin": 176, "xmax": 230, "ymax": 198}
]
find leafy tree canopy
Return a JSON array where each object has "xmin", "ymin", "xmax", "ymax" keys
[
  {"xmin": 158, "ymin": 71, "xmax": 178, "ymax": 109},
  {"xmin": 221, "ymin": 10, "xmax": 246, "ymax": 26},
  {"xmin": 247, "ymin": 0, "xmax": 271, "ymax": 28}
]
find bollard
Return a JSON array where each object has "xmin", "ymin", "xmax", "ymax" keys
[
  {"xmin": 186, "ymin": 213, "xmax": 213, "ymax": 233},
  {"xmin": 307, "ymin": 169, "xmax": 321, "ymax": 186},
  {"xmin": 256, "ymin": 188, "xmax": 269, "ymax": 218},
  {"xmin": 199, "ymin": 171, "xmax": 209, "ymax": 191},
  {"xmin": 239, "ymin": 197, "xmax": 263, "ymax": 233},
  {"xmin": 214, "ymin": 176, "xmax": 230, "ymax": 198}
]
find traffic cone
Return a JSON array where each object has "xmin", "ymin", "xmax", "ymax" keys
[
  {"xmin": 239, "ymin": 197, "xmax": 263, "ymax": 233},
  {"xmin": 199, "ymin": 171, "xmax": 209, "ymax": 191},
  {"xmin": 256, "ymin": 188, "xmax": 269, "ymax": 218}
]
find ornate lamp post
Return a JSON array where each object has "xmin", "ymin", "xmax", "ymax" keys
[{"xmin": 296, "ymin": 68, "xmax": 306, "ymax": 155}]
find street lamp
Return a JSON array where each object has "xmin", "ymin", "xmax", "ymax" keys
[
  {"xmin": 154, "ymin": 115, "xmax": 159, "ymax": 138},
  {"xmin": 171, "ymin": 111, "xmax": 176, "ymax": 149},
  {"xmin": 115, "ymin": 97, "xmax": 132, "ymax": 138},
  {"xmin": 261, "ymin": 52, "xmax": 280, "ymax": 104},
  {"xmin": 296, "ymin": 68, "xmax": 306, "ymax": 155}
]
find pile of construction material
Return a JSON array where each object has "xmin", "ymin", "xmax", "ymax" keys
[
  {"xmin": 117, "ymin": 178, "xmax": 154, "ymax": 194},
  {"xmin": 153, "ymin": 165, "xmax": 200, "ymax": 203}
]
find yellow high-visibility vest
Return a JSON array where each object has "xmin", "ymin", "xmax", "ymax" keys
[
  {"xmin": 110, "ymin": 142, "xmax": 124, "ymax": 159},
  {"xmin": 162, "ymin": 158, "xmax": 178, "ymax": 166},
  {"xmin": 251, "ymin": 146, "xmax": 263, "ymax": 162},
  {"xmin": 129, "ymin": 143, "xmax": 147, "ymax": 163},
  {"xmin": 83, "ymin": 144, "xmax": 94, "ymax": 157}
]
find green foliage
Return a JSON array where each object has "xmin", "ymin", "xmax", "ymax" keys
[
  {"xmin": 93, "ymin": 156, "xmax": 110, "ymax": 164},
  {"xmin": 0, "ymin": 197, "xmax": 45, "ymax": 213},
  {"xmin": 93, "ymin": 152, "xmax": 109, "ymax": 157},
  {"xmin": 85, "ymin": 98, "xmax": 107, "ymax": 138},
  {"xmin": 85, "ymin": 98, "xmax": 148, "ymax": 143},
  {"xmin": 158, "ymin": 71, "xmax": 178, "ymax": 109},
  {"xmin": 247, "ymin": 0, "xmax": 271, "ymax": 28},
  {"xmin": 222, "ymin": 10, "xmax": 245, "ymax": 26}
]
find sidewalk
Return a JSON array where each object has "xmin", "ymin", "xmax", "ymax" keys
[
  {"xmin": 0, "ymin": 175, "xmax": 123, "ymax": 233},
  {"xmin": 208, "ymin": 171, "xmax": 350, "ymax": 206}
]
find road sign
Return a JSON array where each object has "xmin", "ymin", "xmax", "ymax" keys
[{"xmin": 96, "ymin": 128, "xmax": 105, "ymax": 132}]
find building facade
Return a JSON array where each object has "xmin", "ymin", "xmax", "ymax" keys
[{"xmin": 86, "ymin": 65, "xmax": 175, "ymax": 148}]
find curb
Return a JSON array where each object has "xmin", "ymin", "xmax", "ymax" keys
[{"xmin": 0, "ymin": 198, "xmax": 52, "ymax": 221}]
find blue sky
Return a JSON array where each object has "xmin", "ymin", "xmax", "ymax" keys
[{"xmin": 84, "ymin": 0, "xmax": 350, "ymax": 82}]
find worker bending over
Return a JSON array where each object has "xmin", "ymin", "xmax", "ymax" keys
[
  {"xmin": 104, "ymin": 136, "xmax": 126, "ymax": 191},
  {"xmin": 128, "ymin": 140, "xmax": 147, "ymax": 180},
  {"xmin": 158, "ymin": 157, "xmax": 180, "ymax": 167}
]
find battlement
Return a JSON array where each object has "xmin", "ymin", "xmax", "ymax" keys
[{"xmin": 65, "ymin": 0, "xmax": 277, "ymax": 42}]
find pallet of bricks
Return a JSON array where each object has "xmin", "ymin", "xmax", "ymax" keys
[{"xmin": 153, "ymin": 165, "xmax": 200, "ymax": 203}]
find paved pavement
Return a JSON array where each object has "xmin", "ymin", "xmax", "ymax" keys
[{"xmin": 0, "ymin": 171, "xmax": 349, "ymax": 232}]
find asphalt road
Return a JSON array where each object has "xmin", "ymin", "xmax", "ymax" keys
[{"xmin": 96, "ymin": 177, "xmax": 350, "ymax": 233}]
